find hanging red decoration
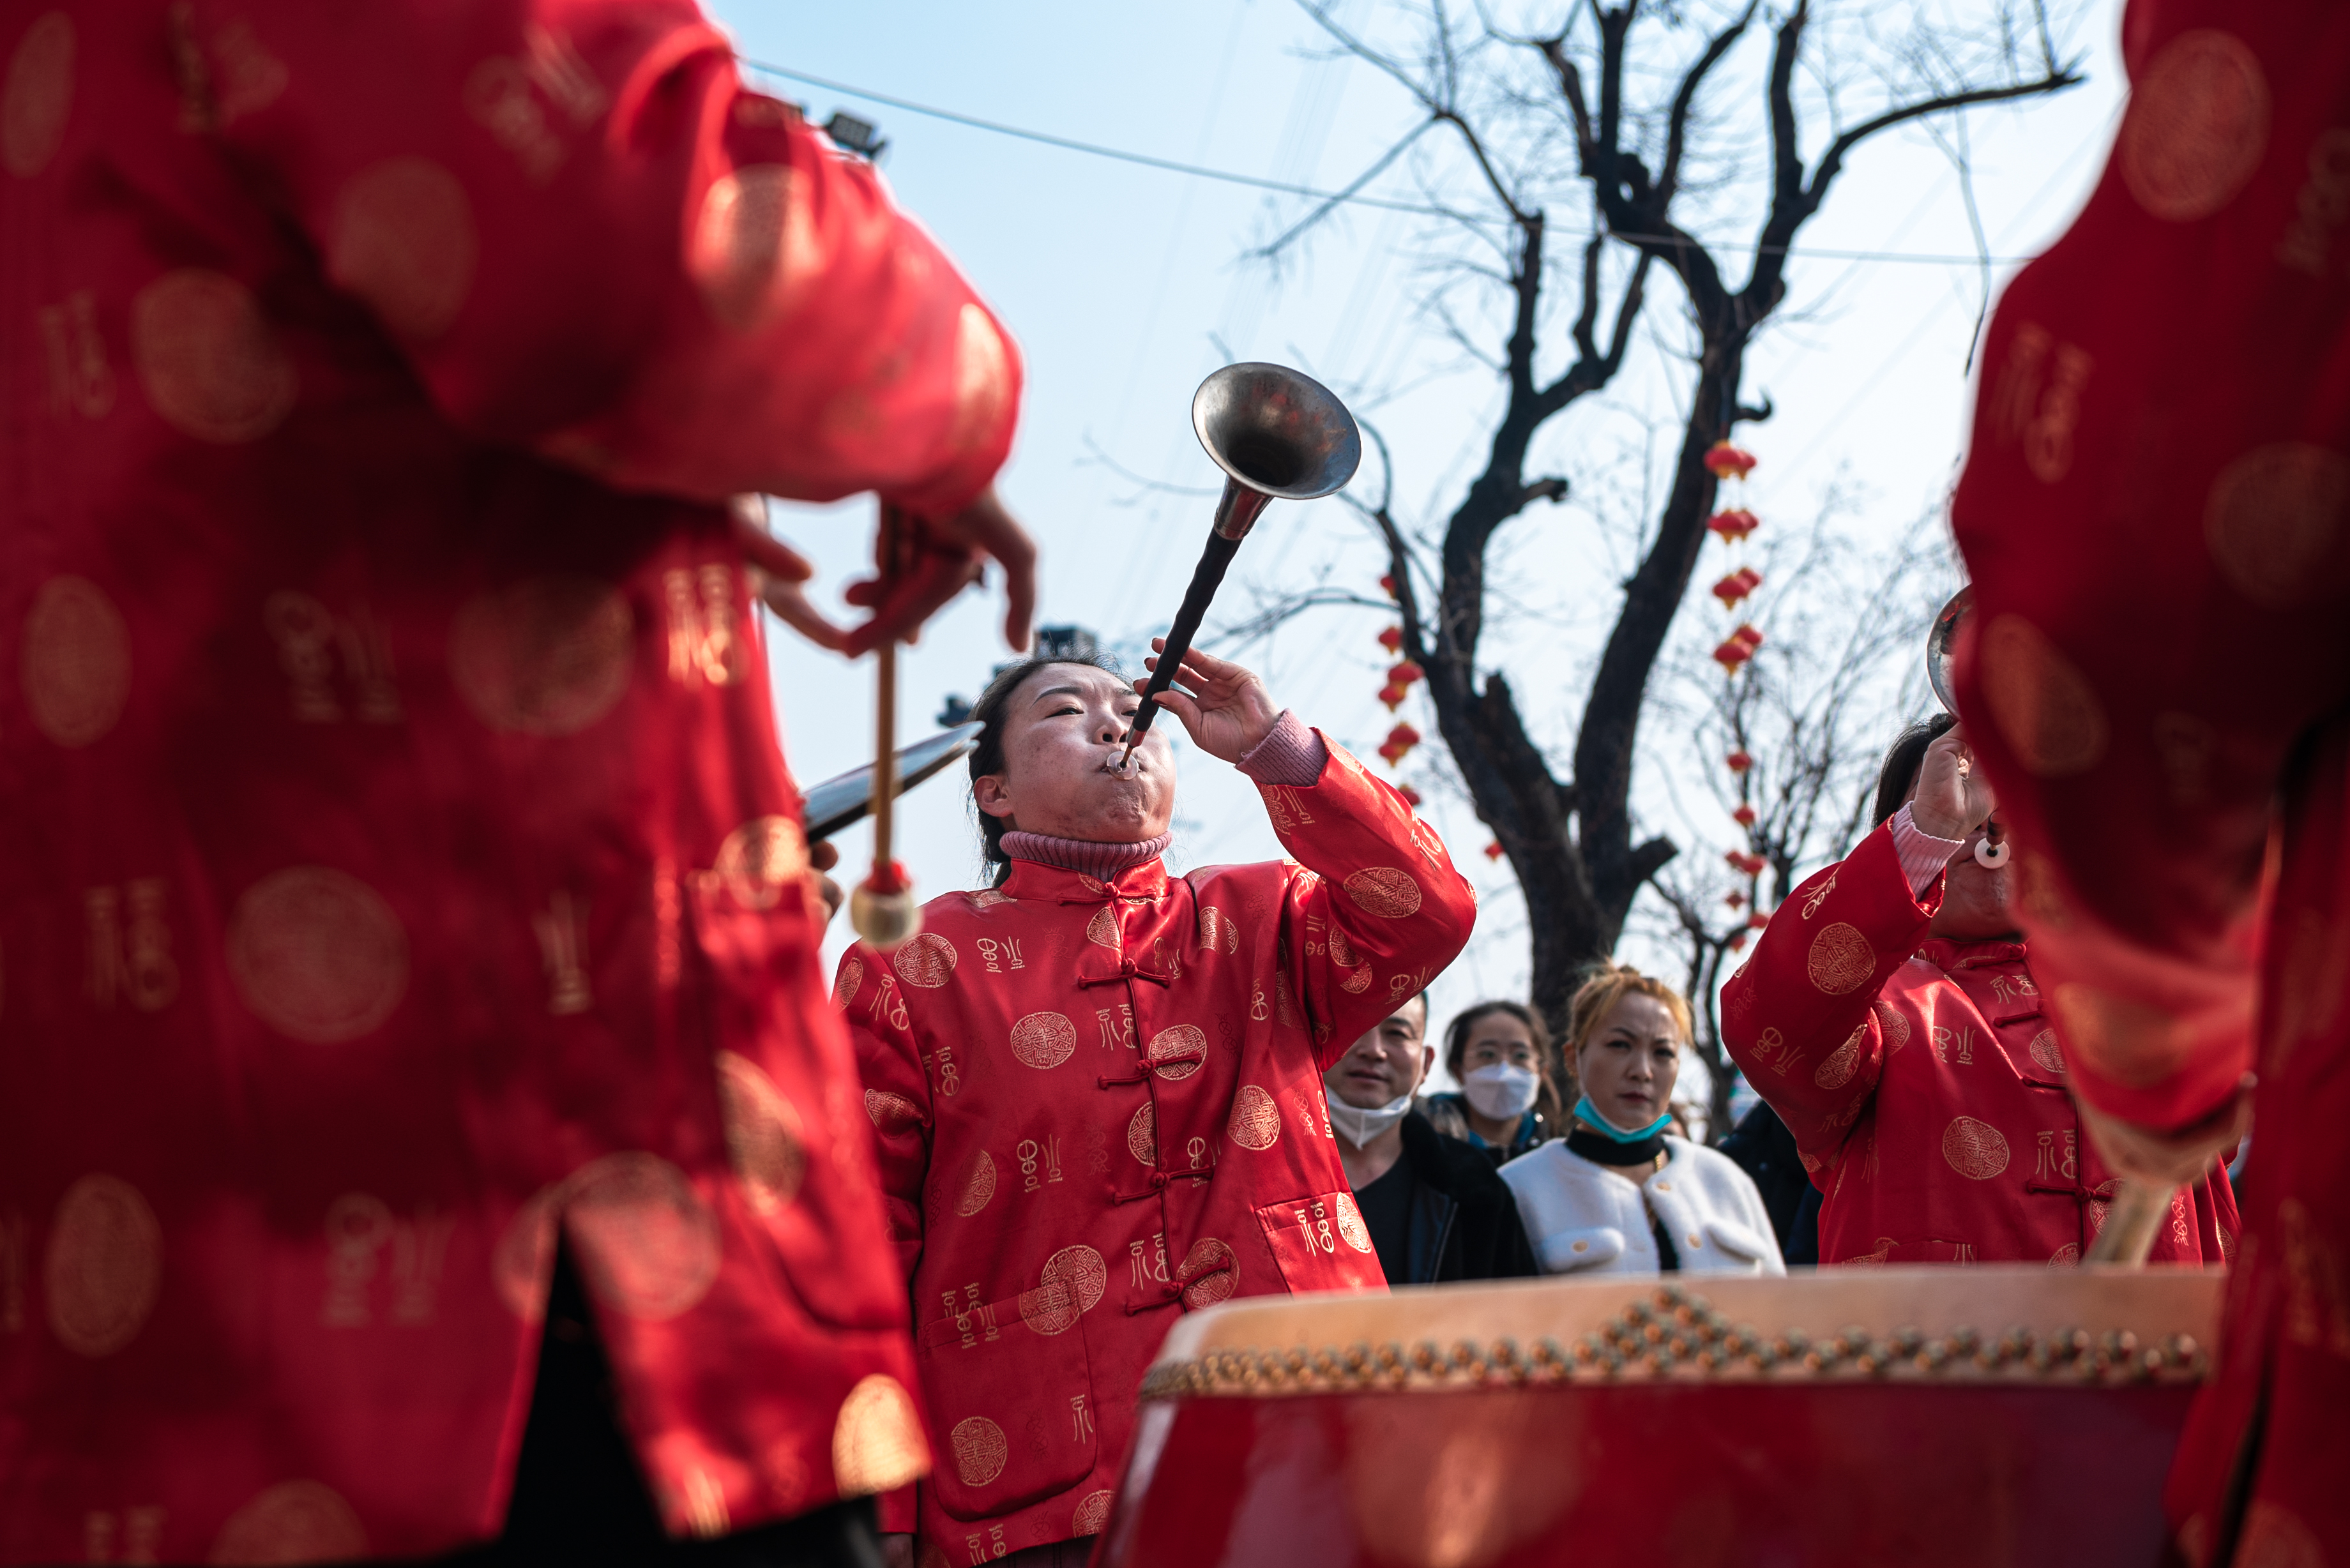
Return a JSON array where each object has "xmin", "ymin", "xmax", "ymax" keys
[
  {"xmin": 1377, "ymin": 683, "xmax": 1407, "ymax": 711},
  {"xmin": 1376, "ymin": 626, "xmax": 1403, "ymax": 654},
  {"xmin": 1381, "ymin": 723, "xmax": 1420, "ymax": 767},
  {"xmin": 1706, "ymin": 508, "xmax": 1760, "ymax": 543},
  {"xmin": 1396, "ymin": 785, "xmax": 1422, "ymax": 808},
  {"xmin": 1724, "ymin": 891, "xmax": 1746, "ymax": 910},
  {"xmin": 1704, "ymin": 441, "xmax": 1758, "ymax": 481},
  {"xmin": 1726, "ymin": 750, "xmax": 1754, "ymax": 773},
  {"xmin": 1387, "ymin": 661, "xmax": 1423, "ymax": 687},
  {"xmin": 1483, "ymin": 841, "xmax": 1505, "ymax": 861},
  {"xmin": 1732, "ymin": 622, "xmax": 1764, "ymax": 650},
  {"xmin": 1710, "ymin": 566, "xmax": 1763, "ymax": 608},
  {"xmin": 1748, "ymin": 911, "xmax": 1771, "ymax": 930},
  {"xmin": 1732, "ymin": 804, "xmax": 1757, "ymax": 827},
  {"xmin": 1711, "ymin": 637, "xmax": 1755, "ymax": 672},
  {"xmin": 1379, "ymin": 573, "xmax": 1398, "ymax": 599},
  {"xmin": 1724, "ymin": 849, "xmax": 1767, "ymax": 877},
  {"xmin": 1728, "ymin": 931, "xmax": 1749, "ymax": 952}
]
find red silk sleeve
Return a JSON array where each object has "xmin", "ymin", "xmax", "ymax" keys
[
  {"xmin": 1947, "ymin": 0, "xmax": 2350, "ymax": 1130},
  {"xmin": 201, "ymin": 0, "xmax": 1018, "ymax": 517},
  {"xmin": 1250, "ymin": 737, "xmax": 1480, "ymax": 1073},
  {"xmin": 1719, "ymin": 827, "xmax": 1931, "ymax": 1176}
]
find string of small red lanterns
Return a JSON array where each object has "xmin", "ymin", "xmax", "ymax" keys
[{"xmin": 1706, "ymin": 439, "xmax": 1773, "ymax": 949}]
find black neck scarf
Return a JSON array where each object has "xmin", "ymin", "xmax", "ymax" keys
[{"xmin": 1566, "ymin": 1126, "xmax": 1667, "ymax": 1168}]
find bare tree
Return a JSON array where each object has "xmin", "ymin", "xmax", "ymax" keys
[{"xmin": 1249, "ymin": 0, "xmax": 2078, "ymax": 1041}]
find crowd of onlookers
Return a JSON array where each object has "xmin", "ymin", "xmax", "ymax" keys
[{"xmin": 1322, "ymin": 965, "xmax": 1789, "ymax": 1286}]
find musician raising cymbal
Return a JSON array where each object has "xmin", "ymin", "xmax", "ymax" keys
[
  {"xmin": 1719, "ymin": 717, "xmax": 2238, "ymax": 1269},
  {"xmin": 842, "ymin": 642, "xmax": 1476, "ymax": 1568}
]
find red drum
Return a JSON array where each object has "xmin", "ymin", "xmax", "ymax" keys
[{"xmin": 1096, "ymin": 1268, "xmax": 2219, "ymax": 1568}]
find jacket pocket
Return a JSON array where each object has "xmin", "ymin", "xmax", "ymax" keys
[
  {"xmin": 1533, "ymin": 1225, "xmax": 1625, "ymax": 1274},
  {"xmin": 915, "ymin": 1289, "xmax": 1098, "ymax": 1520},
  {"xmin": 1253, "ymin": 1190, "xmax": 1388, "ymax": 1293},
  {"xmin": 1703, "ymin": 1219, "xmax": 1778, "ymax": 1270}
]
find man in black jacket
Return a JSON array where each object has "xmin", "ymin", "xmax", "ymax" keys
[{"xmin": 1325, "ymin": 995, "xmax": 1539, "ymax": 1285}]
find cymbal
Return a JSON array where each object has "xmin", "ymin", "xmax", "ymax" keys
[{"xmin": 803, "ymin": 720, "xmax": 985, "ymax": 842}]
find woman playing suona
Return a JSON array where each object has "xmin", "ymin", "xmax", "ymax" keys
[
  {"xmin": 842, "ymin": 644, "xmax": 1476, "ymax": 1566},
  {"xmin": 1720, "ymin": 718, "xmax": 2239, "ymax": 1266},
  {"xmin": 1501, "ymin": 968, "xmax": 1782, "ymax": 1276},
  {"xmin": 1419, "ymin": 1000, "xmax": 1562, "ymax": 1162}
]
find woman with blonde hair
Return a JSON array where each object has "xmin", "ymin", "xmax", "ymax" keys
[{"xmin": 1499, "ymin": 967, "xmax": 1782, "ymax": 1276}]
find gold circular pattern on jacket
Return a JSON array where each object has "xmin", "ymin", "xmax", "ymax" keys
[
  {"xmin": 448, "ymin": 575, "xmax": 634, "ymax": 735},
  {"xmin": 949, "ymin": 1415, "xmax": 1008, "ymax": 1488},
  {"xmin": 1198, "ymin": 905, "xmax": 1239, "ymax": 954},
  {"xmin": 209, "ymin": 1479, "xmax": 368, "ymax": 1565},
  {"xmin": 1178, "ymin": 1238, "xmax": 1238, "ymax": 1309},
  {"xmin": 21, "ymin": 573, "xmax": 131, "ymax": 747},
  {"xmin": 565, "ymin": 1152, "xmax": 722, "ymax": 1320},
  {"xmin": 2028, "ymin": 1029, "xmax": 2065, "ymax": 1075},
  {"xmin": 1009, "ymin": 1011, "xmax": 1077, "ymax": 1069},
  {"xmin": 712, "ymin": 817, "xmax": 808, "ymax": 912},
  {"xmin": 1326, "ymin": 924, "xmax": 1358, "ymax": 967},
  {"xmin": 831, "ymin": 1374, "xmax": 929, "ymax": 1497},
  {"xmin": 690, "ymin": 164, "xmax": 817, "ymax": 331},
  {"xmin": 1869, "ymin": 1000, "xmax": 1910, "ymax": 1054},
  {"xmin": 891, "ymin": 932, "xmax": 957, "ymax": 989},
  {"xmin": 1227, "ymin": 1085, "xmax": 1280, "ymax": 1150},
  {"xmin": 1017, "ymin": 1278, "xmax": 1080, "ymax": 1336},
  {"xmin": 2048, "ymin": 1242, "xmax": 2081, "ymax": 1268},
  {"xmin": 951, "ymin": 1149, "xmax": 997, "ymax": 1219},
  {"xmin": 1334, "ymin": 1192, "xmax": 1374, "ymax": 1254},
  {"xmin": 44, "ymin": 1173, "xmax": 162, "ymax": 1357},
  {"xmin": 1343, "ymin": 866, "xmax": 1422, "ymax": 919},
  {"xmin": 329, "ymin": 156, "xmax": 478, "ymax": 339},
  {"xmin": 2118, "ymin": 29, "xmax": 2270, "ymax": 223},
  {"xmin": 1941, "ymin": 1115, "xmax": 2011, "ymax": 1182},
  {"xmin": 1146, "ymin": 1023, "xmax": 1207, "ymax": 1081},
  {"xmin": 1042, "ymin": 1243, "xmax": 1107, "ymax": 1316},
  {"xmin": 1126, "ymin": 1103, "xmax": 1156, "ymax": 1166},
  {"xmin": 1978, "ymin": 614, "xmax": 2109, "ymax": 777},
  {"xmin": 1085, "ymin": 905, "xmax": 1120, "ymax": 950},
  {"xmin": 715, "ymin": 1051, "xmax": 806, "ymax": 1215},
  {"xmin": 865, "ymin": 1089, "xmax": 919, "ymax": 1131},
  {"xmin": 2203, "ymin": 442, "xmax": 2350, "ymax": 608},
  {"xmin": 947, "ymin": 304, "xmax": 1012, "ymax": 455},
  {"xmin": 132, "ymin": 268, "xmax": 298, "ymax": 443},
  {"xmin": 1, "ymin": 13, "xmax": 73, "ymax": 178},
  {"xmin": 1803, "ymin": 923, "xmax": 1876, "ymax": 997},
  {"xmin": 1072, "ymin": 1489, "xmax": 1116, "ymax": 1536},
  {"xmin": 835, "ymin": 956, "xmax": 864, "ymax": 1008},
  {"xmin": 227, "ymin": 867, "xmax": 408, "ymax": 1043},
  {"xmin": 1812, "ymin": 1023, "xmax": 1866, "ymax": 1090}
]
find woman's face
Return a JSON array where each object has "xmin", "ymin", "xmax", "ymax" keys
[
  {"xmin": 973, "ymin": 664, "xmax": 1177, "ymax": 844},
  {"xmin": 1459, "ymin": 1011, "xmax": 1540, "ymax": 1079},
  {"xmin": 1576, "ymin": 993, "xmax": 1682, "ymax": 1133}
]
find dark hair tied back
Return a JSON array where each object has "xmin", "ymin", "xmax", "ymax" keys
[
  {"xmin": 966, "ymin": 652, "xmax": 1127, "ymax": 887},
  {"xmin": 1872, "ymin": 712, "xmax": 1958, "ymax": 829}
]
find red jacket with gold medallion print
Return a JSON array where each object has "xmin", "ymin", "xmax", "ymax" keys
[
  {"xmin": 1, "ymin": 1, "xmax": 1017, "ymax": 1559},
  {"xmin": 1720, "ymin": 824, "xmax": 2237, "ymax": 1267},
  {"xmin": 840, "ymin": 734, "xmax": 1476, "ymax": 1557}
]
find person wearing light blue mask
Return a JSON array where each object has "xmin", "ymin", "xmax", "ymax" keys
[
  {"xmin": 1500, "ymin": 967, "xmax": 1783, "ymax": 1278},
  {"xmin": 1419, "ymin": 1001, "xmax": 1561, "ymax": 1164}
]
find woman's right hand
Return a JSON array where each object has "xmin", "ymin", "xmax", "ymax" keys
[{"xmin": 1910, "ymin": 724, "xmax": 1996, "ymax": 841}]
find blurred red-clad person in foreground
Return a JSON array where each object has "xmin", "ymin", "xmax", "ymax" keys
[
  {"xmin": 844, "ymin": 646, "xmax": 1477, "ymax": 1568},
  {"xmin": 1949, "ymin": 2, "xmax": 2350, "ymax": 1561},
  {"xmin": 0, "ymin": 2, "xmax": 1035, "ymax": 1562}
]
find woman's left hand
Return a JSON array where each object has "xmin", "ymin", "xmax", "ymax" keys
[{"xmin": 1134, "ymin": 640, "xmax": 1281, "ymax": 764}]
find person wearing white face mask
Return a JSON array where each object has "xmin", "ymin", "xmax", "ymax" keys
[
  {"xmin": 1501, "ymin": 967, "xmax": 1784, "ymax": 1278},
  {"xmin": 1323, "ymin": 995, "xmax": 1538, "ymax": 1285},
  {"xmin": 1420, "ymin": 1001, "xmax": 1563, "ymax": 1163}
]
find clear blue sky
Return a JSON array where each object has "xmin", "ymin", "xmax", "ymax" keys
[{"xmin": 713, "ymin": 0, "xmax": 2128, "ymax": 1090}]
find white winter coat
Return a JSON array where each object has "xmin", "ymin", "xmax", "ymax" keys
[{"xmin": 1499, "ymin": 1136, "xmax": 1786, "ymax": 1278}]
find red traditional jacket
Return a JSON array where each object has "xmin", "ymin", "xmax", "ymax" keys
[
  {"xmin": 1720, "ymin": 825, "xmax": 2237, "ymax": 1268},
  {"xmin": 840, "ymin": 739, "xmax": 1476, "ymax": 1558},
  {"xmin": 0, "ymin": 2, "xmax": 1018, "ymax": 1560},
  {"xmin": 1948, "ymin": 1, "xmax": 2350, "ymax": 1557}
]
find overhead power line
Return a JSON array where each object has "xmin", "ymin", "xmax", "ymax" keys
[{"xmin": 741, "ymin": 56, "xmax": 2049, "ymax": 269}]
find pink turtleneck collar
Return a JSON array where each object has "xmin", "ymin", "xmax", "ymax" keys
[{"xmin": 1000, "ymin": 829, "xmax": 1173, "ymax": 880}]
